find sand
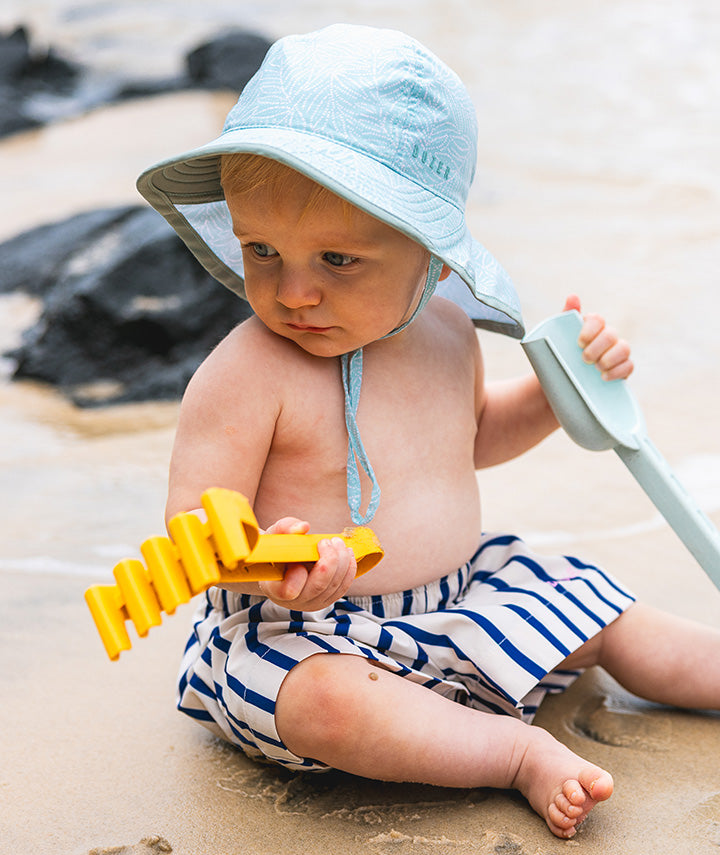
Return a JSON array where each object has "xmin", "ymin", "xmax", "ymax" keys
[
  {"xmin": 3, "ymin": 421, "xmax": 720, "ymax": 855},
  {"xmin": 2, "ymin": 329, "xmax": 720, "ymax": 855},
  {"xmin": 2, "ymin": 3, "xmax": 720, "ymax": 851}
]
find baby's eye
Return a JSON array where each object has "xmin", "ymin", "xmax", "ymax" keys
[
  {"xmin": 250, "ymin": 243, "xmax": 278, "ymax": 258},
  {"xmin": 323, "ymin": 251, "xmax": 357, "ymax": 267}
]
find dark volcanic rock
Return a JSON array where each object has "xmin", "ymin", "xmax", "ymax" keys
[
  {"xmin": 116, "ymin": 29, "xmax": 271, "ymax": 100},
  {"xmin": 0, "ymin": 87, "xmax": 40, "ymax": 136},
  {"xmin": 0, "ymin": 207, "xmax": 140, "ymax": 298},
  {"xmin": 2, "ymin": 207, "xmax": 252, "ymax": 406},
  {"xmin": 0, "ymin": 25, "xmax": 271, "ymax": 137},
  {"xmin": 0, "ymin": 25, "xmax": 78, "ymax": 92},
  {"xmin": 185, "ymin": 30, "xmax": 271, "ymax": 91},
  {"xmin": 0, "ymin": 26, "xmax": 79, "ymax": 136}
]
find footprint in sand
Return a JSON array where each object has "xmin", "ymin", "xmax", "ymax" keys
[
  {"xmin": 366, "ymin": 829, "xmax": 539, "ymax": 854},
  {"xmin": 571, "ymin": 692, "xmax": 673, "ymax": 750},
  {"xmin": 87, "ymin": 836, "xmax": 172, "ymax": 855},
  {"xmin": 215, "ymin": 760, "xmax": 480, "ymax": 820}
]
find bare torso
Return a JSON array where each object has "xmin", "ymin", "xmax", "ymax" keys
[{"xmin": 167, "ymin": 297, "xmax": 485, "ymax": 594}]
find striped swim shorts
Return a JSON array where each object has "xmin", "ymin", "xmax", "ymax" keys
[{"xmin": 176, "ymin": 533, "xmax": 635, "ymax": 771}]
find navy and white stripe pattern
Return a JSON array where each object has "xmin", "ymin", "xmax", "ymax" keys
[{"xmin": 176, "ymin": 534, "xmax": 635, "ymax": 771}]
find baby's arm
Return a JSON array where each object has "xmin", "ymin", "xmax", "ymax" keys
[
  {"xmin": 474, "ymin": 295, "xmax": 633, "ymax": 468},
  {"xmin": 165, "ymin": 321, "xmax": 277, "ymax": 522},
  {"xmin": 166, "ymin": 319, "xmax": 356, "ymax": 610}
]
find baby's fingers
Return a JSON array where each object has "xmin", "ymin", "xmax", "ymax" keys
[
  {"xmin": 259, "ymin": 539, "xmax": 356, "ymax": 609},
  {"xmin": 262, "ymin": 563, "xmax": 310, "ymax": 602},
  {"xmin": 578, "ymin": 314, "xmax": 633, "ymax": 380},
  {"xmin": 300, "ymin": 538, "xmax": 356, "ymax": 605},
  {"xmin": 595, "ymin": 340, "xmax": 633, "ymax": 380},
  {"xmin": 577, "ymin": 312, "xmax": 606, "ymax": 353},
  {"xmin": 265, "ymin": 517, "xmax": 310, "ymax": 535}
]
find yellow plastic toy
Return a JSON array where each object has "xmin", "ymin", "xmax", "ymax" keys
[{"xmin": 85, "ymin": 488, "xmax": 384, "ymax": 661}]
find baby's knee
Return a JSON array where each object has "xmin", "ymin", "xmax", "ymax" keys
[{"xmin": 276, "ymin": 653, "xmax": 368, "ymax": 753}]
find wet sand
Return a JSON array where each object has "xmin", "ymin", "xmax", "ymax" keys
[
  {"xmin": 3, "ymin": 372, "xmax": 720, "ymax": 855},
  {"xmin": 2, "ymin": 3, "xmax": 720, "ymax": 853}
]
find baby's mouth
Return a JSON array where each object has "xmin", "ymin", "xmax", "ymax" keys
[{"xmin": 286, "ymin": 322, "xmax": 334, "ymax": 334}]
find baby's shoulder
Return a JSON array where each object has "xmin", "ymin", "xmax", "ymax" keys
[
  {"xmin": 182, "ymin": 317, "xmax": 320, "ymax": 420},
  {"xmin": 191, "ymin": 317, "xmax": 336, "ymax": 406},
  {"xmin": 424, "ymin": 296, "xmax": 481, "ymax": 351},
  {"xmin": 427, "ymin": 294, "xmax": 476, "ymax": 327},
  {"xmin": 206, "ymin": 316, "xmax": 306, "ymax": 372},
  {"xmin": 219, "ymin": 314, "xmax": 287, "ymax": 352}
]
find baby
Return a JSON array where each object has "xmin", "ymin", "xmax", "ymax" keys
[{"xmin": 137, "ymin": 25, "xmax": 720, "ymax": 838}]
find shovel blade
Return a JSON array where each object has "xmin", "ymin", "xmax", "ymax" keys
[{"xmin": 522, "ymin": 310, "xmax": 643, "ymax": 451}]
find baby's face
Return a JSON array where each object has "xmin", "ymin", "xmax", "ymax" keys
[{"xmin": 226, "ymin": 177, "xmax": 430, "ymax": 357}]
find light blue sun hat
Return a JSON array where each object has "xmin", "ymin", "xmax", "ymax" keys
[
  {"xmin": 137, "ymin": 23, "xmax": 523, "ymax": 339},
  {"xmin": 137, "ymin": 24, "xmax": 524, "ymax": 525}
]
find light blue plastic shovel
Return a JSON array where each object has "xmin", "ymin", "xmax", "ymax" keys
[{"xmin": 522, "ymin": 310, "xmax": 720, "ymax": 590}]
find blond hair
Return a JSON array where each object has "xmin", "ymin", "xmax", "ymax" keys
[{"xmin": 220, "ymin": 153, "xmax": 353, "ymax": 218}]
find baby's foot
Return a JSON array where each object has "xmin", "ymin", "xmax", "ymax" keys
[{"xmin": 513, "ymin": 726, "xmax": 614, "ymax": 838}]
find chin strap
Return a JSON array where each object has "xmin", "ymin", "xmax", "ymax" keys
[
  {"xmin": 340, "ymin": 255, "xmax": 444, "ymax": 525},
  {"xmin": 341, "ymin": 347, "xmax": 380, "ymax": 525}
]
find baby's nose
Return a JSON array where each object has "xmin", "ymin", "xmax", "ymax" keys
[{"xmin": 276, "ymin": 268, "xmax": 322, "ymax": 308}]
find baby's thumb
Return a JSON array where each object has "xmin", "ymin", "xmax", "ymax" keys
[
  {"xmin": 265, "ymin": 517, "xmax": 309, "ymax": 535},
  {"xmin": 563, "ymin": 294, "xmax": 582, "ymax": 314}
]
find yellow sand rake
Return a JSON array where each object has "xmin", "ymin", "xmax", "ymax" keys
[{"xmin": 84, "ymin": 488, "xmax": 384, "ymax": 660}]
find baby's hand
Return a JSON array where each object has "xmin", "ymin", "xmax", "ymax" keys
[
  {"xmin": 257, "ymin": 517, "xmax": 357, "ymax": 610},
  {"xmin": 564, "ymin": 295, "xmax": 633, "ymax": 381}
]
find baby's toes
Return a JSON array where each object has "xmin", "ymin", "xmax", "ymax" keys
[
  {"xmin": 562, "ymin": 778, "xmax": 588, "ymax": 806},
  {"xmin": 580, "ymin": 768, "xmax": 614, "ymax": 803},
  {"xmin": 554, "ymin": 791, "xmax": 584, "ymax": 818},
  {"xmin": 548, "ymin": 802, "xmax": 575, "ymax": 831}
]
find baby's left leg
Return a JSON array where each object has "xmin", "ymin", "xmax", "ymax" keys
[
  {"xmin": 562, "ymin": 602, "xmax": 720, "ymax": 709},
  {"xmin": 276, "ymin": 652, "xmax": 613, "ymax": 838}
]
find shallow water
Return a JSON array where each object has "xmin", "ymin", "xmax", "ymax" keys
[{"xmin": 1, "ymin": 0, "xmax": 719, "ymax": 580}]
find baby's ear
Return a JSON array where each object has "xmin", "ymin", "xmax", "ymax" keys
[{"xmin": 439, "ymin": 263, "xmax": 452, "ymax": 281}]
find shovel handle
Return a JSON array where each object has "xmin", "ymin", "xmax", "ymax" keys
[{"xmin": 617, "ymin": 437, "xmax": 720, "ymax": 588}]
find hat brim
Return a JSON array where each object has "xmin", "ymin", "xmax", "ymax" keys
[{"xmin": 137, "ymin": 129, "xmax": 524, "ymax": 338}]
